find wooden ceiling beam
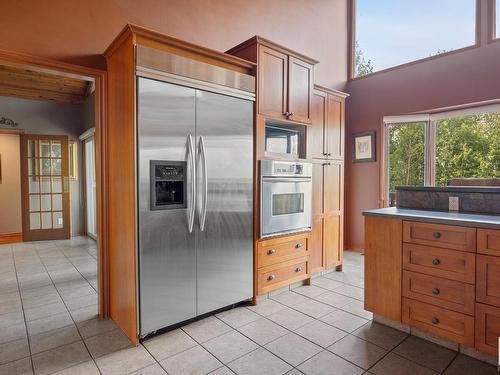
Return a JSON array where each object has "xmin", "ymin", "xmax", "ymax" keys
[{"xmin": 0, "ymin": 83, "xmax": 84, "ymax": 104}]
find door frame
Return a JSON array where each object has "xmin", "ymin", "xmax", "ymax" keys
[{"xmin": 0, "ymin": 48, "xmax": 109, "ymax": 318}]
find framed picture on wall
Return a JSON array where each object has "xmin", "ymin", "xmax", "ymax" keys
[{"xmin": 353, "ymin": 131, "xmax": 376, "ymax": 163}]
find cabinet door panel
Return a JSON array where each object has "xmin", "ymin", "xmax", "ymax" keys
[
  {"xmin": 324, "ymin": 214, "xmax": 341, "ymax": 268},
  {"xmin": 324, "ymin": 162, "xmax": 342, "ymax": 213},
  {"xmin": 312, "ymin": 162, "xmax": 324, "ymax": 215},
  {"xmin": 310, "ymin": 91, "xmax": 327, "ymax": 159},
  {"xmin": 326, "ymin": 95, "xmax": 343, "ymax": 158},
  {"xmin": 258, "ymin": 46, "xmax": 287, "ymax": 120},
  {"xmin": 475, "ymin": 303, "xmax": 500, "ymax": 356},
  {"xmin": 288, "ymin": 56, "xmax": 313, "ymax": 124},
  {"xmin": 477, "ymin": 254, "xmax": 500, "ymax": 307},
  {"xmin": 310, "ymin": 216, "xmax": 324, "ymax": 273}
]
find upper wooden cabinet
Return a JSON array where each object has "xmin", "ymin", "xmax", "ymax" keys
[
  {"xmin": 310, "ymin": 85, "xmax": 347, "ymax": 160},
  {"xmin": 227, "ymin": 36, "xmax": 317, "ymax": 124}
]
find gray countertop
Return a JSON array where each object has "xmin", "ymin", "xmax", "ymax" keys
[{"xmin": 362, "ymin": 207, "xmax": 500, "ymax": 229}]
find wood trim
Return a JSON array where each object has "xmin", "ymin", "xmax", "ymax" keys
[
  {"xmin": 226, "ymin": 35, "xmax": 319, "ymax": 65},
  {"xmin": 0, "ymin": 232, "xmax": 22, "ymax": 244},
  {"xmin": 313, "ymin": 84, "xmax": 349, "ymax": 98},
  {"xmin": 105, "ymin": 24, "xmax": 256, "ymax": 72},
  {"xmin": 0, "ymin": 48, "xmax": 108, "ymax": 320}
]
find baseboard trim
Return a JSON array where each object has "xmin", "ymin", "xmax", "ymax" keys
[{"xmin": 0, "ymin": 232, "xmax": 23, "ymax": 244}]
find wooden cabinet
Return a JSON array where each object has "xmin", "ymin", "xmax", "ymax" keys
[
  {"xmin": 308, "ymin": 85, "xmax": 347, "ymax": 275},
  {"xmin": 227, "ymin": 36, "xmax": 317, "ymax": 124},
  {"xmin": 366, "ymin": 214, "xmax": 500, "ymax": 357},
  {"xmin": 256, "ymin": 232, "xmax": 310, "ymax": 295},
  {"xmin": 475, "ymin": 303, "xmax": 500, "ymax": 356}
]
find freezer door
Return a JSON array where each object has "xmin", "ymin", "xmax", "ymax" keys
[
  {"xmin": 137, "ymin": 78, "xmax": 197, "ymax": 335},
  {"xmin": 195, "ymin": 90, "xmax": 254, "ymax": 315}
]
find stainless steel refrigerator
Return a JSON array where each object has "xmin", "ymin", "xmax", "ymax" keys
[{"xmin": 137, "ymin": 77, "xmax": 254, "ymax": 337}]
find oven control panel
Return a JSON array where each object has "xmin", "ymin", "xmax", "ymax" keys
[{"xmin": 260, "ymin": 160, "xmax": 312, "ymax": 178}]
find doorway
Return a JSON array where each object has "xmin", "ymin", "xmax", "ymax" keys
[{"xmin": 0, "ymin": 49, "xmax": 108, "ymax": 318}]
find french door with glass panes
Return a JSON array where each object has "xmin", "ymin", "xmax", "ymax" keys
[{"xmin": 20, "ymin": 134, "xmax": 70, "ymax": 241}]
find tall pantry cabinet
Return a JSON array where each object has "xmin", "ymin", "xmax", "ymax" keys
[{"xmin": 309, "ymin": 85, "xmax": 348, "ymax": 274}]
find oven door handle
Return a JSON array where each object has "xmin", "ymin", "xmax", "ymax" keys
[
  {"xmin": 187, "ymin": 134, "xmax": 196, "ymax": 233},
  {"xmin": 262, "ymin": 177, "xmax": 311, "ymax": 183}
]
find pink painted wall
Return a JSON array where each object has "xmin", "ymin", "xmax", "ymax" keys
[
  {"xmin": 0, "ymin": 0, "xmax": 349, "ymax": 89},
  {"xmin": 344, "ymin": 0, "xmax": 500, "ymax": 249}
]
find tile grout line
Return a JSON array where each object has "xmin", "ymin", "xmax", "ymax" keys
[{"xmin": 33, "ymin": 240, "xmax": 103, "ymax": 375}]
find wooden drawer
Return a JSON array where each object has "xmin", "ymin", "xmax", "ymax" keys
[
  {"xmin": 478, "ymin": 229, "xmax": 500, "ymax": 256},
  {"xmin": 477, "ymin": 254, "xmax": 500, "ymax": 307},
  {"xmin": 402, "ymin": 298, "xmax": 474, "ymax": 347},
  {"xmin": 403, "ymin": 221, "xmax": 476, "ymax": 252},
  {"xmin": 257, "ymin": 258, "xmax": 308, "ymax": 295},
  {"xmin": 402, "ymin": 271, "xmax": 475, "ymax": 315},
  {"xmin": 403, "ymin": 243, "xmax": 475, "ymax": 284},
  {"xmin": 257, "ymin": 233, "xmax": 308, "ymax": 268},
  {"xmin": 475, "ymin": 303, "xmax": 500, "ymax": 356}
]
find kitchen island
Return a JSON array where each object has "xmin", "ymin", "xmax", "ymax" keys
[{"xmin": 362, "ymin": 205, "xmax": 500, "ymax": 362}]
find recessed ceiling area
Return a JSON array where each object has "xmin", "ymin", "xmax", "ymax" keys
[{"xmin": 0, "ymin": 64, "xmax": 93, "ymax": 104}]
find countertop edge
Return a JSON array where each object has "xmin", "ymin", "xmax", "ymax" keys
[{"xmin": 362, "ymin": 208, "xmax": 500, "ymax": 229}]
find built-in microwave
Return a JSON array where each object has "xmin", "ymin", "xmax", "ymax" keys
[{"xmin": 265, "ymin": 120, "xmax": 306, "ymax": 159}]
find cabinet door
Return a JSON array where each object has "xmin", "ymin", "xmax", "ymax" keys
[
  {"xmin": 310, "ymin": 162, "xmax": 325, "ymax": 273},
  {"xmin": 477, "ymin": 254, "xmax": 500, "ymax": 307},
  {"xmin": 258, "ymin": 46, "xmax": 288, "ymax": 120},
  {"xmin": 475, "ymin": 303, "xmax": 500, "ymax": 356},
  {"xmin": 325, "ymin": 95, "xmax": 344, "ymax": 159},
  {"xmin": 310, "ymin": 90, "xmax": 327, "ymax": 159},
  {"xmin": 323, "ymin": 161, "xmax": 343, "ymax": 268},
  {"xmin": 288, "ymin": 56, "xmax": 313, "ymax": 124}
]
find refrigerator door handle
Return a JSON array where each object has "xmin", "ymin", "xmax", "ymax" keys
[
  {"xmin": 188, "ymin": 134, "xmax": 196, "ymax": 233},
  {"xmin": 199, "ymin": 135, "xmax": 208, "ymax": 231}
]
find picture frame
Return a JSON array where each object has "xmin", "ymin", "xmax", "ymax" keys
[{"xmin": 353, "ymin": 131, "xmax": 376, "ymax": 163}]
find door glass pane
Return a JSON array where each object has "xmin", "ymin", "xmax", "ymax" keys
[
  {"xmin": 51, "ymin": 159, "xmax": 61, "ymax": 175},
  {"xmin": 40, "ymin": 141, "xmax": 51, "ymax": 157},
  {"xmin": 435, "ymin": 113, "xmax": 500, "ymax": 185},
  {"xmin": 40, "ymin": 195, "xmax": 51, "ymax": 211},
  {"xmin": 28, "ymin": 158, "xmax": 35, "ymax": 176},
  {"xmin": 387, "ymin": 122, "xmax": 426, "ymax": 206},
  {"xmin": 272, "ymin": 193, "xmax": 304, "ymax": 216},
  {"xmin": 29, "ymin": 177, "xmax": 40, "ymax": 193},
  {"xmin": 40, "ymin": 177, "xmax": 51, "ymax": 193},
  {"xmin": 51, "ymin": 141, "xmax": 61, "ymax": 157},
  {"xmin": 29, "ymin": 195, "xmax": 40, "ymax": 212},
  {"xmin": 85, "ymin": 139, "xmax": 97, "ymax": 237},
  {"xmin": 41, "ymin": 212, "xmax": 52, "ymax": 229},
  {"xmin": 52, "ymin": 177, "xmax": 62, "ymax": 193},
  {"xmin": 41, "ymin": 159, "xmax": 51, "ymax": 175},
  {"xmin": 53, "ymin": 212, "xmax": 63, "ymax": 229},
  {"xmin": 28, "ymin": 140, "xmax": 36, "ymax": 157},
  {"xmin": 30, "ymin": 213, "xmax": 41, "ymax": 230},
  {"xmin": 52, "ymin": 194, "xmax": 62, "ymax": 211}
]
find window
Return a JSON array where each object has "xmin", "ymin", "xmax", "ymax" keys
[
  {"xmin": 69, "ymin": 140, "xmax": 78, "ymax": 180},
  {"xmin": 354, "ymin": 0, "xmax": 477, "ymax": 77},
  {"xmin": 496, "ymin": 0, "xmax": 500, "ymax": 38},
  {"xmin": 384, "ymin": 108, "xmax": 500, "ymax": 206}
]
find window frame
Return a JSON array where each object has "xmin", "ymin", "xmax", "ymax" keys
[
  {"xmin": 350, "ymin": 0, "xmax": 481, "ymax": 80},
  {"xmin": 380, "ymin": 104, "xmax": 500, "ymax": 207}
]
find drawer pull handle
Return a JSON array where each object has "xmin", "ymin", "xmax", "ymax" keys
[
  {"xmin": 267, "ymin": 275, "xmax": 276, "ymax": 281},
  {"xmin": 432, "ymin": 232, "xmax": 441, "ymax": 239},
  {"xmin": 432, "ymin": 258, "xmax": 441, "ymax": 266},
  {"xmin": 295, "ymin": 243, "xmax": 303, "ymax": 249},
  {"xmin": 432, "ymin": 288, "xmax": 440, "ymax": 295},
  {"xmin": 267, "ymin": 248, "xmax": 276, "ymax": 255},
  {"xmin": 431, "ymin": 317, "xmax": 440, "ymax": 325},
  {"xmin": 295, "ymin": 267, "xmax": 303, "ymax": 272}
]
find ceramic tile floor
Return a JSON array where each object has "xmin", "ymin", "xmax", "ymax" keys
[{"xmin": 0, "ymin": 246, "xmax": 497, "ymax": 375}]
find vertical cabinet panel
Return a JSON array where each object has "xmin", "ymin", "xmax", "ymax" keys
[
  {"xmin": 258, "ymin": 46, "xmax": 287, "ymax": 120},
  {"xmin": 475, "ymin": 303, "xmax": 500, "ymax": 356},
  {"xmin": 310, "ymin": 162, "xmax": 325, "ymax": 273},
  {"xmin": 324, "ymin": 215, "xmax": 341, "ymax": 268},
  {"xmin": 476, "ymin": 254, "xmax": 500, "ymax": 308},
  {"xmin": 288, "ymin": 56, "xmax": 313, "ymax": 124},
  {"xmin": 324, "ymin": 162, "xmax": 342, "ymax": 213},
  {"xmin": 326, "ymin": 95, "xmax": 343, "ymax": 159},
  {"xmin": 310, "ymin": 91, "xmax": 327, "ymax": 159}
]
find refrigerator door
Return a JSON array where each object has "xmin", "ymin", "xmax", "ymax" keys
[
  {"xmin": 195, "ymin": 90, "xmax": 254, "ymax": 315},
  {"xmin": 137, "ymin": 78, "xmax": 197, "ymax": 335}
]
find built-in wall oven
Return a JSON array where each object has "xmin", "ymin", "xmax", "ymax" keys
[{"xmin": 260, "ymin": 160, "xmax": 312, "ymax": 238}]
